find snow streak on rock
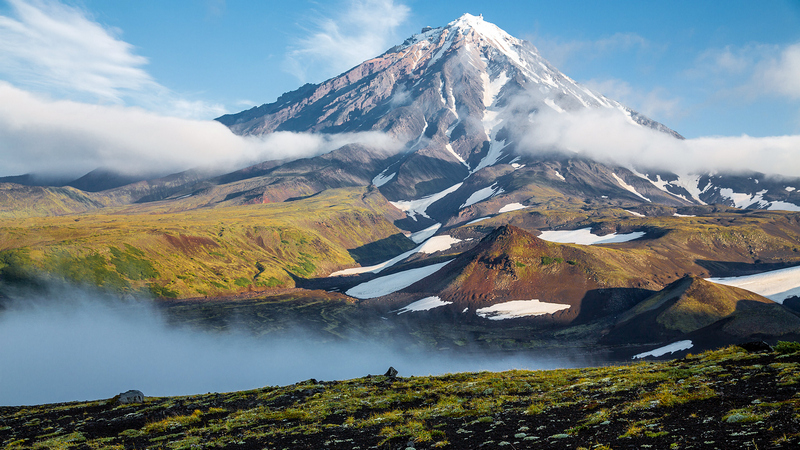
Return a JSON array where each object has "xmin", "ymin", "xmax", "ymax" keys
[
  {"xmin": 633, "ymin": 340, "xmax": 693, "ymax": 359},
  {"xmin": 390, "ymin": 183, "xmax": 463, "ymax": 220},
  {"xmin": 396, "ymin": 296, "xmax": 452, "ymax": 314},
  {"xmin": 460, "ymin": 182, "xmax": 503, "ymax": 208},
  {"xmin": 612, "ymin": 173, "xmax": 650, "ymax": 202}
]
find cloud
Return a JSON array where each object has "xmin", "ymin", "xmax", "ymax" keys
[
  {"xmin": 0, "ymin": 82, "xmax": 401, "ymax": 178},
  {"xmin": 516, "ymin": 104, "xmax": 800, "ymax": 177},
  {"xmin": 283, "ymin": 0, "xmax": 411, "ymax": 83},
  {"xmin": 754, "ymin": 42, "xmax": 800, "ymax": 99},
  {"xmin": 0, "ymin": 285, "xmax": 579, "ymax": 406},
  {"xmin": 0, "ymin": 0, "xmax": 225, "ymax": 119}
]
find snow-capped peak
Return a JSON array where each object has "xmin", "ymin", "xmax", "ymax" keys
[{"xmin": 448, "ymin": 13, "xmax": 523, "ymax": 58}]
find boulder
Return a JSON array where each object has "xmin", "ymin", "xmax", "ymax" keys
[{"xmin": 118, "ymin": 389, "xmax": 144, "ymax": 404}]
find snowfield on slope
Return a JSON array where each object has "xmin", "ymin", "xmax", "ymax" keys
[
  {"xmin": 498, "ymin": 203, "xmax": 527, "ymax": 213},
  {"xmin": 410, "ymin": 223, "xmax": 441, "ymax": 243},
  {"xmin": 417, "ymin": 235, "xmax": 462, "ymax": 254},
  {"xmin": 345, "ymin": 260, "xmax": 453, "ymax": 299},
  {"xmin": 633, "ymin": 340, "xmax": 693, "ymax": 359},
  {"xmin": 396, "ymin": 296, "xmax": 452, "ymax": 314},
  {"xmin": 390, "ymin": 183, "xmax": 463, "ymax": 220},
  {"xmin": 538, "ymin": 228, "xmax": 646, "ymax": 245},
  {"xmin": 461, "ymin": 183, "xmax": 503, "ymax": 208},
  {"xmin": 475, "ymin": 300, "xmax": 571, "ymax": 320},
  {"xmin": 329, "ymin": 233, "xmax": 460, "ymax": 277},
  {"xmin": 706, "ymin": 265, "xmax": 800, "ymax": 303}
]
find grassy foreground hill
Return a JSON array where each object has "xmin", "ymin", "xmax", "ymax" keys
[{"xmin": 2, "ymin": 345, "xmax": 800, "ymax": 449}]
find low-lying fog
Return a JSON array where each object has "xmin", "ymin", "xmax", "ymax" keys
[{"xmin": 0, "ymin": 287, "xmax": 587, "ymax": 407}]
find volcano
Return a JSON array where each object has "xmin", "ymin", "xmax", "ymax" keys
[{"xmin": 216, "ymin": 14, "xmax": 799, "ymax": 228}]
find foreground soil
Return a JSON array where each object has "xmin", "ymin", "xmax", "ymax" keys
[{"xmin": 2, "ymin": 345, "xmax": 800, "ymax": 449}]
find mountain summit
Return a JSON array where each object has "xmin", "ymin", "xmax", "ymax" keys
[{"xmin": 216, "ymin": 14, "xmax": 701, "ymax": 217}]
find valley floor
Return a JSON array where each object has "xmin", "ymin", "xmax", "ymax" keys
[{"xmin": 2, "ymin": 345, "xmax": 800, "ymax": 449}]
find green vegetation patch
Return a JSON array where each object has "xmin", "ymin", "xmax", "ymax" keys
[
  {"xmin": 109, "ymin": 244, "xmax": 159, "ymax": 280},
  {"xmin": 540, "ymin": 255, "xmax": 564, "ymax": 265},
  {"xmin": 46, "ymin": 252, "xmax": 129, "ymax": 290}
]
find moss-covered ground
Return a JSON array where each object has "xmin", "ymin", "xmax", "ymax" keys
[{"xmin": 2, "ymin": 345, "xmax": 800, "ymax": 449}]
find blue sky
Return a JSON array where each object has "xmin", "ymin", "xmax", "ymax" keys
[{"xmin": 1, "ymin": 0, "xmax": 799, "ymax": 178}]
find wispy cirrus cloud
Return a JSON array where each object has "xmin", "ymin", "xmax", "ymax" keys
[
  {"xmin": 0, "ymin": 0, "xmax": 154, "ymax": 102},
  {"xmin": 690, "ymin": 42, "xmax": 800, "ymax": 101},
  {"xmin": 532, "ymin": 32, "xmax": 655, "ymax": 70},
  {"xmin": 687, "ymin": 42, "xmax": 800, "ymax": 128},
  {"xmin": 283, "ymin": 0, "xmax": 411, "ymax": 83},
  {"xmin": 0, "ymin": 0, "xmax": 225, "ymax": 119},
  {"xmin": 584, "ymin": 78, "xmax": 683, "ymax": 120}
]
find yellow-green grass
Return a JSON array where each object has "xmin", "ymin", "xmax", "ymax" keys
[{"xmin": 0, "ymin": 187, "xmax": 411, "ymax": 298}]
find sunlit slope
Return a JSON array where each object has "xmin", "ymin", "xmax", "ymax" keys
[
  {"xmin": 0, "ymin": 183, "xmax": 104, "ymax": 218},
  {"xmin": 0, "ymin": 187, "xmax": 412, "ymax": 298},
  {"xmin": 602, "ymin": 276, "xmax": 800, "ymax": 345}
]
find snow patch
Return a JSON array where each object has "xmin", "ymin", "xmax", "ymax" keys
[
  {"xmin": 673, "ymin": 213, "xmax": 696, "ymax": 217},
  {"xmin": 633, "ymin": 341, "xmax": 693, "ymax": 359},
  {"xmin": 476, "ymin": 300, "xmax": 570, "ymax": 320},
  {"xmin": 396, "ymin": 296, "xmax": 452, "ymax": 314},
  {"xmin": 538, "ymin": 228, "xmax": 646, "ymax": 245},
  {"xmin": 482, "ymin": 71, "xmax": 508, "ymax": 108},
  {"xmin": 768, "ymin": 201, "xmax": 800, "ymax": 212},
  {"xmin": 612, "ymin": 173, "xmax": 651, "ymax": 202},
  {"xmin": 410, "ymin": 223, "xmax": 441, "ymax": 244},
  {"xmin": 390, "ymin": 183, "xmax": 463, "ymax": 221},
  {"xmin": 345, "ymin": 260, "xmax": 453, "ymax": 299},
  {"xmin": 418, "ymin": 235, "xmax": 462, "ymax": 254},
  {"xmin": 553, "ymin": 170, "xmax": 566, "ymax": 181},
  {"xmin": 719, "ymin": 188, "xmax": 769, "ymax": 209},
  {"xmin": 461, "ymin": 182, "xmax": 503, "ymax": 208},
  {"xmin": 498, "ymin": 203, "xmax": 527, "ymax": 213},
  {"xmin": 786, "ymin": 187, "xmax": 797, "ymax": 192},
  {"xmin": 372, "ymin": 170, "xmax": 396, "ymax": 187},
  {"xmin": 625, "ymin": 210, "xmax": 645, "ymax": 217},
  {"xmin": 707, "ymin": 265, "xmax": 800, "ymax": 303}
]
